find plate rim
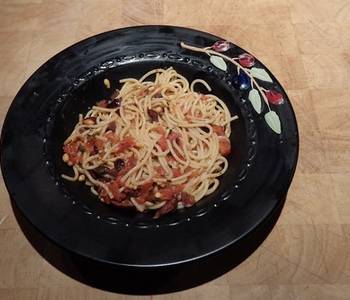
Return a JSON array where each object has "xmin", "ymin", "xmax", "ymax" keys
[{"xmin": 0, "ymin": 25, "xmax": 299, "ymax": 268}]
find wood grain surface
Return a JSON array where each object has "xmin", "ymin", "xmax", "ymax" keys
[{"xmin": 1, "ymin": 0, "xmax": 350, "ymax": 299}]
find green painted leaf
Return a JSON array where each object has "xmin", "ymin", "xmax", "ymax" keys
[
  {"xmin": 264, "ymin": 111, "xmax": 281, "ymax": 134},
  {"xmin": 248, "ymin": 89, "xmax": 262, "ymax": 113},
  {"xmin": 251, "ymin": 67, "xmax": 273, "ymax": 83},
  {"xmin": 209, "ymin": 55, "xmax": 227, "ymax": 71}
]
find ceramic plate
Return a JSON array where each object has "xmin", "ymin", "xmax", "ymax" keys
[{"xmin": 0, "ymin": 26, "xmax": 298, "ymax": 293}]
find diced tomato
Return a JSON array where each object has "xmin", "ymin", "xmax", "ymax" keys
[
  {"xmin": 200, "ymin": 94, "xmax": 209, "ymax": 101},
  {"xmin": 137, "ymin": 88, "xmax": 148, "ymax": 97},
  {"xmin": 168, "ymin": 131, "xmax": 181, "ymax": 143},
  {"xmin": 83, "ymin": 139, "xmax": 95, "ymax": 153},
  {"xmin": 212, "ymin": 125, "xmax": 225, "ymax": 136},
  {"xmin": 157, "ymin": 135, "xmax": 168, "ymax": 151},
  {"xmin": 107, "ymin": 178, "xmax": 126, "ymax": 202},
  {"xmin": 218, "ymin": 136, "xmax": 231, "ymax": 157},
  {"xmin": 63, "ymin": 141, "xmax": 79, "ymax": 156},
  {"xmin": 180, "ymin": 192, "xmax": 195, "ymax": 207},
  {"xmin": 172, "ymin": 168, "xmax": 182, "ymax": 177},
  {"xmin": 82, "ymin": 136, "xmax": 103, "ymax": 155},
  {"xmin": 141, "ymin": 181, "xmax": 153, "ymax": 193},
  {"xmin": 165, "ymin": 155, "xmax": 176, "ymax": 163},
  {"xmin": 116, "ymin": 136, "xmax": 135, "ymax": 154},
  {"xmin": 154, "ymin": 198, "xmax": 178, "ymax": 219},
  {"xmin": 111, "ymin": 199, "xmax": 133, "ymax": 207},
  {"xmin": 94, "ymin": 137, "xmax": 105, "ymax": 152},
  {"xmin": 63, "ymin": 141, "xmax": 82, "ymax": 164},
  {"xmin": 185, "ymin": 114, "xmax": 192, "ymax": 121},
  {"xmin": 153, "ymin": 125, "xmax": 166, "ymax": 135},
  {"xmin": 104, "ymin": 131, "xmax": 119, "ymax": 143},
  {"xmin": 188, "ymin": 169, "xmax": 202, "ymax": 179},
  {"xmin": 96, "ymin": 100, "xmax": 108, "ymax": 107},
  {"xmin": 154, "ymin": 187, "xmax": 193, "ymax": 218},
  {"xmin": 98, "ymin": 188, "xmax": 111, "ymax": 204},
  {"xmin": 158, "ymin": 188, "xmax": 174, "ymax": 201},
  {"xmin": 169, "ymin": 131, "xmax": 183, "ymax": 147},
  {"xmin": 135, "ymin": 181, "xmax": 154, "ymax": 204},
  {"xmin": 118, "ymin": 156, "xmax": 136, "ymax": 176},
  {"xmin": 158, "ymin": 184, "xmax": 184, "ymax": 201},
  {"xmin": 155, "ymin": 166, "xmax": 166, "ymax": 176}
]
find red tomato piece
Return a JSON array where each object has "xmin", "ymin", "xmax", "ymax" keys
[
  {"xmin": 165, "ymin": 155, "xmax": 176, "ymax": 163},
  {"xmin": 94, "ymin": 137, "xmax": 105, "ymax": 152},
  {"xmin": 172, "ymin": 168, "xmax": 182, "ymax": 177},
  {"xmin": 104, "ymin": 131, "xmax": 119, "ymax": 143},
  {"xmin": 218, "ymin": 136, "xmax": 231, "ymax": 157},
  {"xmin": 111, "ymin": 199, "xmax": 133, "ymax": 207},
  {"xmin": 158, "ymin": 135, "xmax": 168, "ymax": 151},
  {"xmin": 155, "ymin": 166, "xmax": 166, "ymax": 176},
  {"xmin": 83, "ymin": 139, "xmax": 95, "ymax": 153},
  {"xmin": 118, "ymin": 156, "xmax": 136, "ymax": 176},
  {"xmin": 98, "ymin": 188, "xmax": 111, "ymax": 204},
  {"xmin": 168, "ymin": 131, "xmax": 181, "ymax": 142},
  {"xmin": 63, "ymin": 141, "xmax": 82, "ymax": 164},
  {"xmin": 180, "ymin": 192, "xmax": 195, "ymax": 207},
  {"xmin": 135, "ymin": 181, "xmax": 154, "ymax": 204},
  {"xmin": 158, "ymin": 184, "xmax": 184, "ymax": 201},
  {"xmin": 212, "ymin": 125, "xmax": 225, "ymax": 136},
  {"xmin": 107, "ymin": 179, "xmax": 126, "ymax": 202},
  {"xmin": 153, "ymin": 125, "xmax": 166, "ymax": 135},
  {"xmin": 154, "ymin": 198, "xmax": 178, "ymax": 219},
  {"xmin": 116, "ymin": 136, "xmax": 135, "ymax": 154}
]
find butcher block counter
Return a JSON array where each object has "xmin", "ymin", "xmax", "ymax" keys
[{"xmin": 0, "ymin": 0, "xmax": 349, "ymax": 299}]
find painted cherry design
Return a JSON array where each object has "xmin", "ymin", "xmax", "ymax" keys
[
  {"xmin": 212, "ymin": 41, "xmax": 231, "ymax": 52},
  {"xmin": 179, "ymin": 41, "xmax": 284, "ymax": 134},
  {"xmin": 238, "ymin": 53, "xmax": 255, "ymax": 68},
  {"xmin": 265, "ymin": 90, "xmax": 284, "ymax": 105}
]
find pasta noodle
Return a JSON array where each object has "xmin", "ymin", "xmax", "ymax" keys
[{"xmin": 62, "ymin": 67, "xmax": 238, "ymax": 218}]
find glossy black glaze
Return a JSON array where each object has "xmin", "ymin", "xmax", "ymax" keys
[
  {"xmin": 0, "ymin": 26, "xmax": 298, "ymax": 293},
  {"xmin": 12, "ymin": 195, "xmax": 286, "ymax": 294}
]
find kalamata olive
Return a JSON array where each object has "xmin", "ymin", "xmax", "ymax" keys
[
  {"xmin": 114, "ymin": 159, "xmax": 125, "ymax": 172},
  {"xmin": 148, "ymin": 109, "xmax": 159, "ymax": 122},
  {"xmin": 91, "ymin": 165, "xmax": 110, "ymax": 178},
  {"xmin": 106, "ymin": 98, "xmax": 121, "ymax": 108}
]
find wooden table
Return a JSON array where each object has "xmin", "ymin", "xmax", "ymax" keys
[{"xmin": 1, "ymin": 1, "xmax": 349, "ymax": 299}]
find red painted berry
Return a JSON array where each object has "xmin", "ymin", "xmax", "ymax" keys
[
  {"xmin": 212, "ymin": 40, "xmax": 231, "ymax": 52},
  {"xmin": 265, "ymin": 90, "xmax": 284, "ymax": 105},
  {"xmin": 238, "ymin": 53, "xmax": 255, "ymax": 68}
]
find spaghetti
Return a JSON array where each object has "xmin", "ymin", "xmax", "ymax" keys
[{"xmin": 62, "ymin": 68, "xmax": 238, "ymax": 218}]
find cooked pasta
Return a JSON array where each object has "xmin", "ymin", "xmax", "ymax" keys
[{"xmin": 62, "ymin": 67, "xmax": 238, "ymax": 218}]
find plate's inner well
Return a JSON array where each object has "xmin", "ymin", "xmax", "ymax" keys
[{"xmin": 50, "ymin": 61, "xmax": 248, "ymax": 226}]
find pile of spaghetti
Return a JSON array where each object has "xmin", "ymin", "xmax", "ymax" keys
[{"xmin": 62, "ymin": 68, "xmax": 238, "ymax": 218}]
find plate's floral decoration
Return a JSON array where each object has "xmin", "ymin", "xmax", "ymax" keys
[{"xmin": 180, "ymin": 41, "xmax": 283, "ymax": 134}]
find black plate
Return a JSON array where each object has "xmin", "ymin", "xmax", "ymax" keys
[{"xmin": 0, "ymin": 26, "xmax": 298, "ymax": 293}]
